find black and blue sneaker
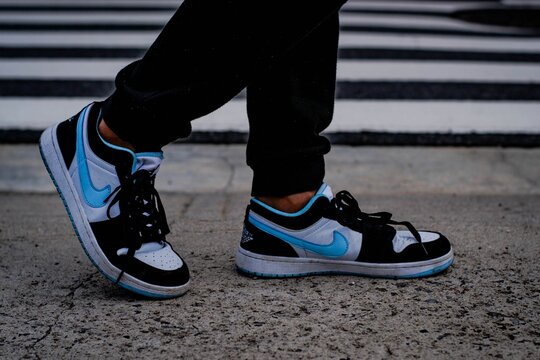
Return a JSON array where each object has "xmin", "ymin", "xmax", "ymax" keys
[
  {"xmin": 39, "ymin": 102, "xmax": 190, "ymax": 298},
  {"xmin": 236, "ymin": 183, "xmax": 453, "ymax": 278}
]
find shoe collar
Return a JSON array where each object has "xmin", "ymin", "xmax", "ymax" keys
[
  {"xmin": 250, "ymin": 182, "xmax": 333, "ymax": 218},
  {"xmin": 94, "ymin": 107, "xmax": 163, "ymax": 175}
]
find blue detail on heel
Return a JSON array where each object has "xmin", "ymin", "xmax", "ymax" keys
[
  {"xmin": 250, "ymin": 183, "xmax": 328, "ymax": 217},
  {"xmin": 135, "ymin": 152, "xmax": 164, "ymax": 159}
]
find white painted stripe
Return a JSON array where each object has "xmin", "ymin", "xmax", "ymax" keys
[
  {"xmin": 0, "ymin": 0, "xmax": 182, "ymax": 6},
  {"xmin": 0, "ymin": 59, "xmax": 128, "ymax": 79},
  {"xmin": 337, "ymin": 60, "xmax": 540, "ymax": 82},
  {"xmin": 340, "ymin": 14, "xmax": 485, "ymax": 30},
  {"xmin": 339, "ymin": 14, "xmax": 532, "ymax": 35},
  {"xmin": 343, "ymin": 1, "xmax": 488, "ymax": 12},
  {"xmin": 2, "ymin": 12, "xmax": 529, "ymax": 37},
  {"xmin": 2, "ymin": 31, "xmax": 539, "ymax": 53},
  {"xmin": 504, "ymin": 0, "xmax": 540, "ymax": 4},
  {"xmin": 0, "ymin": 0, "xmax": 482, "ymax": 12},
  {"xmin": 3, "ymin": 59, "xmax": 540, "ymax": 83},
  {"xmin": 0, "ymin": 98, "xmax": 96, "ymax": 129},
  {"xmin": 195, "ymin": 100, "xmax": 540, "ymax": 133},
  {"xmin": 330, "ymin": 101, "xmax": 540, "ymax": 133},
  {"xmin": 2, "ymin": 98, "xmax": 539, "ymax": 134},
  {"xmin": 338, "ymin": 33, "xmax": 540, "ymax": 53},
  {"xmin": 0, "ymin": 0, "xmax": 468, "ymax": 8},
  {"xmin": 0, "ymin": 12, "xmax": 173, "ymax": 23},
  {"xmin": 0, "ymin": 32, "xmax": 158, "ymax": 47}
]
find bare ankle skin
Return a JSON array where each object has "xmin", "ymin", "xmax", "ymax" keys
[
  {"xmin": 98, "ymin": 118, "xmax": 136, "ymax": 151},
  {"xmin": 257, "ymin": 190, "xmax": 317, "ymax": 213}
]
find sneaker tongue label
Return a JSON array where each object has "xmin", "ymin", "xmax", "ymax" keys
[{"xmin": 135, "ymin": 156, "xmax": 162, "ymax": 174}]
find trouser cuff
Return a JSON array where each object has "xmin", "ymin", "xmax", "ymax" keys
[
  {"xmin": 250, "ymin": 156, "xmax": 325, "ymax": 196},
  {"xmin": 101, "ymin": 64, "xmax": 192, "ymax": 151}
]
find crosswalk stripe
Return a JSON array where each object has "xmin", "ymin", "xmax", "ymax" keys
[
  {"xmin": 2, "ymin": 31, "xmax": 538, "ymax": 53},
  {"xmin": 0, "ymin": 12, "xmax": 174, "ymax": 23},
  {"xmin": 0, "ymin": 12, "xmax": 528, "ymax": 38},
  {"xmin": 0, "ymin": 0, "xmax": 487, "ymax": 12},
  {"xmin": 339, "ymin": 14, "xmax": 530, "ymax": 34},
  {"xmin": 343, "ymin": 1, "xmax": 498, "ymax": 13},
  {"xmin": 0, "ymin": 3, "xmax": 536, "ymax": 38},
  {"xmin": 337, "ymin": 61, "xmax": 540, "ymax": 82},
  {"xmin": 0, "ymin": 2, "xmax": 479, "ymax": 14},
  {"xmin": 2, "ymin": 98, "xmax": 539, "ymax": 134},
  {"xmin": 0, "ymin": 23, "xmax": 166, "ymax": 31},
  {"xmin": 338, "ymin": 33, "xmax": 540, "ymax": 52},
  {"xmin": 0, "ymin": 32, "xmax": 159, "ymax": 46},
  {"xmin": 0, "ymin": 5, "xmax": 176, "ymax": 12},
  {"xmin": 3, "ymin": 59, "xmax": 540, "ymax": 83},
  {"xmin": 0, "ymin": 46, "xmax": 144, "ymax": 58},
  {"xmin": 0, "ymin": 0, "xmax": 538, "ymax": 144},
  {"xmin": 0, "ymin": 59, "xmax": 128, "ymax": 79},
  {"xmin": 194, "ymin": 100, "xmax": 540, "ymax": 134},
  {"xmin": 340, "ymin": 25, "xmax": 538, "ymax": 38},
  {"xmin": 2, "ymin": 46, "xmax": 540, "ymax": 63},
  {"xmin": 1, "ymin": 23, "xmax": 536, "ymax": 39},
  {"xmin": 2, "ymin": 79, "xmax": 540, "ymax": 101},
  {"xmin": 0, "ymin": 0, "xmax": 181, "ymax": 6}
]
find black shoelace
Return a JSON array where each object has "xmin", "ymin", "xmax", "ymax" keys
[
  {"xmin": 105, "ymin": 169, "xmax": 170, "ymax": 283},
  {"xmin": 331, "ymin": 190, "xmax": 428, "ymax": 255}
]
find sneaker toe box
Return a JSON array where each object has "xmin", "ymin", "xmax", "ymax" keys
[
  {"xmin": 397, "ymin": 230, "xmax": 452, "ymax": 262},
  {"xmin": 119, "ymin": 244, "xmax": 190, "ymax": 288}
]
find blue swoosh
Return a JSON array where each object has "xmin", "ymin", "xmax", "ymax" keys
[
  {"xmin": 76, "ymin": 106, "xmax": 111, "ymax": 208},
  {"xmin": 248, "ymin": 214, "xmax": 348, "ymax": 257}
]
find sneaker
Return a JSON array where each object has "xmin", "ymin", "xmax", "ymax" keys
[
  {"xmin": 39, "ymin": 102, "xmax": 190, "ymax": 298},
  {"xmin": 236, "ymin": 183, "xmax": 453, "ymax": 278}
]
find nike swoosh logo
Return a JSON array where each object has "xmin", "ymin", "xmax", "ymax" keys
[
  {"xmin": 248, "ymin": 215, "xmax": 349, "ymax": 257},
  {"xmin": 76, "ymin": 106, "xmax": 111, "ymax": 208}
]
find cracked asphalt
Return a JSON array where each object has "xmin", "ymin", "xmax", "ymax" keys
[{"xmin": 0, "ymin": 145, "xmax": 539, "ymax": 359}]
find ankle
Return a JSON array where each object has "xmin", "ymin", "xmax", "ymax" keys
[
  {"xmin": 98, "ymin": 118, "xmax": 136, "ymax": 151},
  {"xmin": 257, "ymin": 190, "xmax": 316, "ymax": 213}
]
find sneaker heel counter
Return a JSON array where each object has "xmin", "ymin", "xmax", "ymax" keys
[
  {"xmin": 240, "ymin": 216, "xmax": 299, "ymax": 258},
  {"xmin": 56, "ymin": 114, "xmax": 80, "ymax": 169}
]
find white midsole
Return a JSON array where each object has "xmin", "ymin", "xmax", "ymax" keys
[
  {"xmin": 236, "ymin": 246, "xmax": 454, "ymax": 277},
  {"xmin": 39, "ymin": 125, "xmax": 189, "ymax": 297}
]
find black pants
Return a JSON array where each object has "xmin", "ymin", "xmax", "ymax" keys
[{"xmin": 102, "ymin": 0, "xmax": 347, "ymax": 196}]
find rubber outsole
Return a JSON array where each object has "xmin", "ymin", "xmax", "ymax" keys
[
  {"xmin": 237, "ymin": 258, "xmax": 454, "ymax": 279},
  {"xmin": 39, "ymin": 125, "xmax": 189, "ymax": 299},
  {"xmin": 236, "ymin": 247, "xmax": 454, "ymax": 280}
]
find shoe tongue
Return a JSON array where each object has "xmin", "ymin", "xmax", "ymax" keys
[
  {"xmin": 134, "ymin": 154, "xmax": 162, "ymax": 175},
  {"xmin": 317, "ymin": 183, "xmax": 334, "ymax": 199}
]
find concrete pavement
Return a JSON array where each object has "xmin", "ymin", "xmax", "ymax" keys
[
  {"xmin": 0, "ymin": 144, "xmax": 539, "ymax": 358},
  {"xmin": 2, "ymin": 144, "xmax": 540, "ymax": 194}
]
